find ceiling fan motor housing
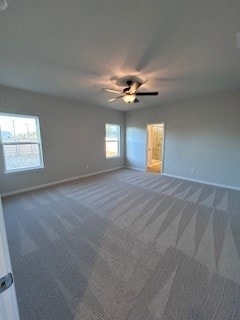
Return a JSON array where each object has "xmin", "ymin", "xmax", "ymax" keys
[{"xmin": 123, "ymin": 80, "xmax": 133, "ymax": 93}]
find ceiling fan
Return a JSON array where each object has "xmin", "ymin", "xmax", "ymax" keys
[{"xmin": 102, "ymin": 80, "xmax": 158, "ymax": 103}]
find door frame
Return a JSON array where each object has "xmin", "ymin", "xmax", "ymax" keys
[
  {"xmin": 0, "ymin": 197, "xmax": 20, "ymax": 320},
  {"xmin": 145, "ymin": 122, "xmax": 166, "ymax": 173}
]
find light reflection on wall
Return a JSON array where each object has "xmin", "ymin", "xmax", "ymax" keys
[{"xmin": 126, "ymin": 126, "xmax": 146, "ymax": 168}]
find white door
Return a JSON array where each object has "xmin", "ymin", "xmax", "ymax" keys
[{"xmin": 0, "ymin": 197, "xmax": 20, "ymax": 320}]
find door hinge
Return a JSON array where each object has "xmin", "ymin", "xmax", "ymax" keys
[{"xmin": 0, "ymin": 273, "xmax": 13, "ymax": 294}]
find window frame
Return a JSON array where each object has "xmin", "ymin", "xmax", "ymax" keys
[
  {"xmin": 105, "ymin": 123, "xmax": 121, "ymax": 159},
  {"xmin": 0, "ymin": 112, "xmax": 44, "ymax": 174}
]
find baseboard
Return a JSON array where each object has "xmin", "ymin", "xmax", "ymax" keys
[
  {"xmin": 1, "ymin": 166, "xmax": 124, "ymax": 197},
  {"xmin": 162, "ymin": 173, "xmax": 240, "ymax": 191},
  {"xmin": 125, "ymin": 166, "xmax": 145, "ymax": 172}
]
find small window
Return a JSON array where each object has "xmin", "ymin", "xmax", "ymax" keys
[
  {"xmin": 0, "ymin": 113, "xmax": 44, "ymax": 173},
  {"xmin": 105, "ymin": 124, "xmax": 120, "ymax": 158}
]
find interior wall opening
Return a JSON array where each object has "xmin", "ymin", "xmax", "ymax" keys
[{"xmin": 146, "ymin": 123, "xmax": 165, "ymax": 173}]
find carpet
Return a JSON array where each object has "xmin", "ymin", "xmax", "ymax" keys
[{"xmin": 3, "ymin": 169, "xmax": 240, "ymax": 319}]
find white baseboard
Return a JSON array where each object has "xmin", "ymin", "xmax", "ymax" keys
[
  {"xmin": 2, "ymin": 166, "xmax": 239, "ymax": 197},
  {"xmin": 1, "ymin": 166, "xmax": 124, "ymax": 197},
  {"xmin": 125, "ymin": 166, "xmax": 145, "ymax": 172},
  {"xmin": 162, "ymin": 173, "xmax": 240, "ymax": 191}
]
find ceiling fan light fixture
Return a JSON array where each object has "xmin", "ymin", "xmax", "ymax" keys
[{"xmin": 123, "ymin": 94, "xmax": 136, "ymax": 103}]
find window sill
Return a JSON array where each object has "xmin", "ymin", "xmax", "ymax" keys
[
  {"xmin": 106, "ymin": 156, "xmax": 121, "ymax": 159},
  {"xmin": 4, "ymin": 166, "xmax": 45, "ymax": 175}
]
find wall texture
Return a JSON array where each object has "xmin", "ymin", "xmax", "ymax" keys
[
  {"xmin": 125, "ymin": 90, "xmax": 240, "ymax": 189},
  {"xmin": 0, "ymin": 86, "xmax": 124, "ymax": 194}
]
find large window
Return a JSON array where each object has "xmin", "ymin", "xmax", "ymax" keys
[
  {"xmin": 105, "ymin": 123, "xmax": 120, "ymax": 158},
  {"xmin": 0, "ymin": 113, "xmax": 44, "ymax": 173}
]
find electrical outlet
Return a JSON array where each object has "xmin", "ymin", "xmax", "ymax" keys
[
  {"xmin": 191, "ymin": 168, "xmax": 195, "ymax": 174},
  {"xmin": 86, "ymin": 165, "xmax": 89, "ymax": 170}
]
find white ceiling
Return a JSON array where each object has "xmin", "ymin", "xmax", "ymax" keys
[{"xmin": 0, "ymin": 0, "xmax": 240, "ymax": 111}]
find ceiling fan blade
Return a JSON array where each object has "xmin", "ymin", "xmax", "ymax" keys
[
  {"xmin": 129, "ymin": 81, "xmax": 142, "ymax": 94},
  {"xmin": 136, "ymin": 92, "xmax": 158, "ymax": 96},
  {"xmin": 108, "ymin": 95, "xmax": 124, "ymax": 102},
  {"xmin": 102, "ymin": 88, "xmax": 122, "ymax": 94}
]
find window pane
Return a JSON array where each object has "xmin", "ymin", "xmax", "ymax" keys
[
  {"xmin": 0, "ymin": 114, "xmax": 44, "ymax": 173},
  {"xmin": 3, "ymin": 144, "xmax": 42, "ymax": 171},
  {"xmin": 0, "ymin": 115, "xmax": 39, "ymax": 143},
  {"xmin": 106, "ymin": 124, "xmax": 119, "ymax": 139},
  {"xmin": 106, "ymin": 141, "xmax": 119, "ymax": 158},
  {"xmin": 105, "ymin": 124, "xmax": 120, "ymax": 158}
]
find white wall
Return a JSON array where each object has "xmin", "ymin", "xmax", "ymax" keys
[
  {"xmin": 125, "ymin": 90, "xmax": 240, "ymax": 189},
  {"xmin": 0, "ymin": 86, "xmax": 124, "ymax": 194}
]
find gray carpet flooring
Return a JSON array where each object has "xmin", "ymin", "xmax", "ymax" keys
[{"xmin": 3, "ymin": 169, "xmax": 240, "ymax": 319}]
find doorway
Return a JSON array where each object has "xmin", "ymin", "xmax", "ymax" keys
[{"xmin": 146, "ymin": 123, "xmax": 165, "ymax": 173}]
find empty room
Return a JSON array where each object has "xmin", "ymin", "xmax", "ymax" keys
[{"xmin": 0, "ymin": 1, "xmax": 240, "ymax": 319}]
